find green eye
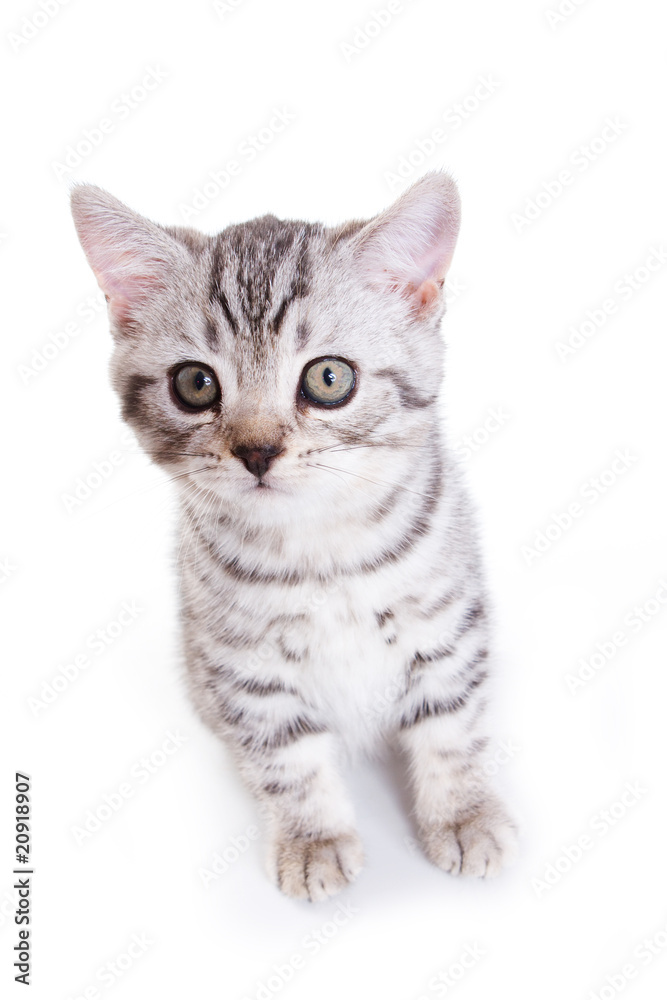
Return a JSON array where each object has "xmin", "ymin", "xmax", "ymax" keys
[
  {"xmin": 301, "ymin": 357, "xmax": 356, "ymax": 406},
  {"xmin": 172, "ymin": 362, "xmax": 220, "ymax": 410}
]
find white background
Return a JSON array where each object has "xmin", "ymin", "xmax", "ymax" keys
[{"xmin": 2, "ymin": 0, "xmax": 667, "ymax": 998}]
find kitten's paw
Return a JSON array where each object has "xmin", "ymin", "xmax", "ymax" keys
[
  {"xmin": 420, "ymin": 796, "xmax": 518, "ymax": 878},
  {"xmin": 272, "ymin": 831, "xmax": 363, "ymax": 902}
]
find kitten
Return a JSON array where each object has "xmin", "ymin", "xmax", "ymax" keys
[{"xmin": 70, "ymin": 173, "xmax": 517, "ymax": 900}]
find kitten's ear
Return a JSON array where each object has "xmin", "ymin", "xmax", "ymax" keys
[
  {"xmin": 352, "ymin": 172, "xmax": 461, "ymax": 316},
  {"xmin": 70, "ymin": 185, "xmax": 183, "ymax": 326}
]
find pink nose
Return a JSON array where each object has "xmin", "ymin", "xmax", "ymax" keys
[{"xmin": 231, "ymin": 443, "xmax": 284, "ymax": 479}]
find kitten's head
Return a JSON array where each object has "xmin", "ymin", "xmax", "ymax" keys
[{"xmin": 70, "ymin": 173, "xmax": 460, "ymax": 525}]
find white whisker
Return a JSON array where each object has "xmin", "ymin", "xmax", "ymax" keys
[{"xmin": 308, "ymin": 462, "xmax": 437, "ymax": 501}]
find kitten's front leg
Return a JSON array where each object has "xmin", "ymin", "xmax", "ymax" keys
[
  {"xmin": 397, "ymin": 650, "xmax": 518, "ymax": 878},
  {"xmin": 235, "ymin": 725, "xmax": 363, "ymax": 902},
  {"xmin": 187, "ymin": 633, "xmax": 363, "ymax": 901}
]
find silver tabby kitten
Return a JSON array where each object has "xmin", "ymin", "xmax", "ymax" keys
[{"xmin": 71, "ymin": 173, "xmax": 517, "ymax": 901}]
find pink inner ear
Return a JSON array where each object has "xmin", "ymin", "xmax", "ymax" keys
[
  {"xmin": 89, "ymin": 245, "xmax": 166, "ymax": 323},
  {"xmin": 354, "ymin": 177, "xmax": 460, "ymax": 313},
  {"xmin": 72, "ymin": 187, "xmax": 178, "ymax": 326},
  {"xmin": 96, "ymin": 272, "xmax": 145, "ymax": 323},
  {"xmin": 363, "ymin": 230, "xmax": 455, "ymax": 316},
  {"xmin": 414, "ymin": 278, "xmax": 441, "ymax": 314},
  {"xmin": 416, "ymin": 239, "xmax": 455, "ymax": 285}
]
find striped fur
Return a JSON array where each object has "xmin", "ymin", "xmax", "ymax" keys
[{"xmin": 71, "ymin": 173, "xmax": 517, "ymax": 900}]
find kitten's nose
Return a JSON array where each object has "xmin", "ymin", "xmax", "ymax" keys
[{"xmin": 231, "ymin": 443, "xmax": 284, "ymax": 479}]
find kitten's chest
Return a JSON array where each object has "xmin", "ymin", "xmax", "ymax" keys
[
  {"xmin": 275, "ymin": 577, "xmax": 415, "ymax": 749},
  {"xmin": 185, "ymin": 513, "xmax": 455, "ymax": 749}
]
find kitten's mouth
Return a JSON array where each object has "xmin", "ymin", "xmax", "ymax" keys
[{"xmin": 251, "ymin": 476, "xmax": 280, "ymax": 492}]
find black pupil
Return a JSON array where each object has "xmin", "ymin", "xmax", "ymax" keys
[
  {"xmin": 194, "ymin": 370, "xmax": 207, "ymax": 391},
  {"xmin": 322, "ymin": 367, "xmax": 336, "ymax": 387}
]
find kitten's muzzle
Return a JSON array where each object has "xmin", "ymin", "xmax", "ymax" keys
[{"xmin": 231, "ymin": 443, "xmax": 284, "ymax": 479}]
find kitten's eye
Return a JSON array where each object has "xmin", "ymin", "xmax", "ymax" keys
[
  {"xmin": 172, "ymin": 362, "xmax": 220, "ymax": 410},
  {"xmin": 301, "ymin": 357, "xmax": 356, "ymax": 407}
]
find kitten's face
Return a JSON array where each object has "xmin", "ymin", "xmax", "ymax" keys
[{"xmin": 71, "ymin": 175, "xmax": 460, "ymax": 525}]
